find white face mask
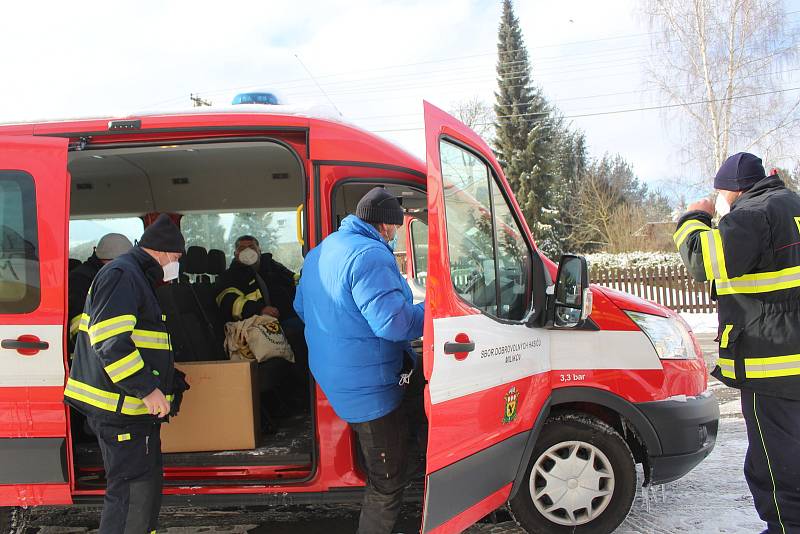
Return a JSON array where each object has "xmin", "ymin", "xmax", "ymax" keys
[
  {"xmin": 238, "ymin": 247, "xmax": 260, "ymax": 266},
  {"xmin": 715, "ymin": 193, "xmax": 731, "ymax": 217},
  {"xmin": 162, "ymin": 261, "xmax": 180, "ymax": 282}
]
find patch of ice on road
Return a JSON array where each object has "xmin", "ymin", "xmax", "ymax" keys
[{"xmin": 680, "ymin": 311, "xmax": 718, "ymax": 334}]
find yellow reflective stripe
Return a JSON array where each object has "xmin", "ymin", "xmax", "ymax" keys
[
  {"xmin": 64, "ymin": 378, "xmax": 120, "ymax": 411},
  {"xmin": 216, "ymin": 287, "xmax": 244, "ymax": 306},
  {"xmin": 131, "ymin": 329, "xmax": 171, "ymax": 350},
  {"xmin": 716, "ymin": 265, "xmax": 800, "ymax": 295},
  {"xmin": 232, "ymin": 289, "xmax": 261, "ymax": 320},
  {"xmin": 720, "ymin": 324, "xmax": 733, "ymax": 349},
  {"xmin": 117, "ymin": 433, "xmax": 131, "ymax": 442},
  {"xmin": 673, "ymin": 219, "xmax": 711, "ymax": 248},
  {"xmin": 104, "ymin": 350, "xmax": 145, "ymax": 383},
  {"xmin": 120, "ymin": 394, "xmax": 174, "ymax": 416},
  {"xmin": 753, "ymin": 392, "xmax": 787, "ymax": 532},
  {"xmin": 718, "ymin": 357, "xmax": 736, "ymax": 379},
  {"xmin": 700, "ymin": 231, "xmax": 715, "ymax": 281},
  {"xmin": 88, "ymin": 314, "xmax": 137, "ymax": 344},
  {"xmin": 744, "ymin": 354, "xmax": 800, "ymax": 378},
  {"xmin": 710, "ymin": 229, "xmax": 728, "ymax": 279}
]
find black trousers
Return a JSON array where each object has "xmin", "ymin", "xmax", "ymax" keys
[
  {"xmin": 741, "ymin": 390, "xmax": 800, "ymax": 534},
  {"xmin": 87, "ymin": 417, "xmax": 163, "ymax": 534},
  {"xmin": 350, "ymin": 405, "xmax": 410, "ymax": 534}
]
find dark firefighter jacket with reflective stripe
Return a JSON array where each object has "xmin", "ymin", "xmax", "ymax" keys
[
  {"xmin": 214, "ymin": 254, "xmax": 298, "ymax": 323},
  {"xmin": 67, "ymin": 254, "xmax": 103, "ymax": 353},
  {"xmin": 675, "ymin": 175, "xmax": 800, "ymax": 400},
  {"xmin": 64, "ymin": 247, "xmax": 176, "ymax": 421}
]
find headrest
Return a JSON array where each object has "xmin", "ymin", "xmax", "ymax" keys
[
  {"xmin": 207, "ymin": 249, "xmax": 227, "ymax": 275},
  {"xmin": 68, "ymin": 258, "xmax": 82, "ymax": 271},
  {"xmin": 184, "ymin": 246, "xmax": 208, "ymax": 275}
]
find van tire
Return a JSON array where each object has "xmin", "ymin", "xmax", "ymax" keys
[
  {"xmin": 508, "ymin": 414, "xmax": 636, "ymax": 534},
  {"xmin": 0, "ymin": 507, "xmax": 30, "ymax": 534}
]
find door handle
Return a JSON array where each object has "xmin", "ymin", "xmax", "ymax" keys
[
  {"xmin": 444, "ymin": 333, "xmax": 475, "ymax": 361},
  {"xmin": 2, "ymin": 335, "xmax": 49, "ymax": 355},
  {"xmin": 444, "ymin": 341, "xmax": 475, "ymax": 354}
]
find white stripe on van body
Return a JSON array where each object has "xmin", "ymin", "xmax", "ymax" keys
[
  {"xmin": 430, "ymin": 315, "xmax": 551, "ymax": 405},
  {"xmin": 0, "ymin": 325, "xmax": 65, "ymax": 387},
  {"xmin": 429, "ymin": 315, "xmax": 661, "ymax": 405},
  {"xmin": 549, "ymin": 329, "xmax": 663, "ymax": 371}
]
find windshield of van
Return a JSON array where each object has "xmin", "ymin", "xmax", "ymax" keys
[{"xmin": 69, "ymin": 217, "xmax": 143, "ymax": 260}]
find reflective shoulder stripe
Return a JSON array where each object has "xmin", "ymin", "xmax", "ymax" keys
[
  {"xmin": 717, "ymin": 265, "xmax": 800, "ymax": 295},
  {"xmin": 717, "ymin": 357, "xmax": 736, "ymax": 379},
  {"xmin": 117, "ymin": 433, "xmax": 131, "ymax": 442},
  {"xmin": 673, "ymin": 219, "xmax": 711, "ymax": 248},
  {"xmin": 744, "ymin": 354, "xmax": 800, "ymax": 378},
  {"xmin": 216, "ymin": 287, "xmax": 244, "ymax": 307},
  {"xmin": 104, "ymin": 350, "xmax": 145, "ymax": 383},
  {"xmin": 720, "ymin": 324, "xmax": 734, "ymax": 349},
  {"xmin": 64, "ymin": 378, "xmax": 120, "ymax": 412},
  {"xmin": 131, "ymin": 329, "xmax": 171, "ymax": 351},
  {"xmin": 88, "ymin": 314, "xmax": 137, "ymax": 344}
]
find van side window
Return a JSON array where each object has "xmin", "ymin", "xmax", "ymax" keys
[
  {"xmin": 439, "ymin": 141, "xmax": 531, "ymax": 321},
  {"xmin": 0, "ymin": 172, "xmax": 40, "ymax": 313}
]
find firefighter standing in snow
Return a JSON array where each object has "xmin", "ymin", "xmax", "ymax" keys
[
  {"xmin": 64, "ymin": 214, "xmax": 188, "ymax": 534},
  {"xmin": 675, "ymin": 152, "xmax": 800, "ymax": 534}
]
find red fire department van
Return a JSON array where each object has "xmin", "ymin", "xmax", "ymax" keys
[{"xmin": 0, "ymin": 101, "xmax": 718, "ymax": 533}]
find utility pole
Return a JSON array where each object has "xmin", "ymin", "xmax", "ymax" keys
[{"xmin": 189, "ymin": 93, "xmax": 212, "ymax": 107}]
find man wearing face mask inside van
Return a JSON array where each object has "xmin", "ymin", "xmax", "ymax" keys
[
  {"xmin": 215, "ymin": 235, "xmax": 307, "ymax": 422},
  {"xmin": 64, "ymin": 213, "xmax": 189, "ymax": 534},
  {"xmin": 675, "ymin": 152, "xmax": 800, "ymax": 534}
]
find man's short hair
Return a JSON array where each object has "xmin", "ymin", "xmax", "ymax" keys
[{"xmin": 235, "ymin": 235, "xmax": 259, "ymax": 248}]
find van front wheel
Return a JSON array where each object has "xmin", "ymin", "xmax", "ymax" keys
[{"xmin": 508, "ymin": 414, "xmax": 636, "ymax": 534}]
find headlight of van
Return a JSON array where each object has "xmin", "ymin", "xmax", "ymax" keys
[{"xmin": 625, "ymin": 311, "xmax": 698, "ymax": 360}]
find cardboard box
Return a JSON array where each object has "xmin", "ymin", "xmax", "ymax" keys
[{"xmin": 161, "ymin": 360, "xmax": 260, "ymax": 453}]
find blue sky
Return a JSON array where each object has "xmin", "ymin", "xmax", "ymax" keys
[{"xmin": 2, "ymin": 0, "xmax": 798, "ymax": 198}]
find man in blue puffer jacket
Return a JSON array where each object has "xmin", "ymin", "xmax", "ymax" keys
[{"xmin": 294, "ymin": 187, "xmax": 425, "ymax": 534}]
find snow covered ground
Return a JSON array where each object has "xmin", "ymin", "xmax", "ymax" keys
[{"xmin": 681, "ymin": 311, "xmax": 719, "ymax": 334}]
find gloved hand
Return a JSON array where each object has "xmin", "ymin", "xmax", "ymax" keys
[{"xmin": 169, "ymin": 368, "xmax": 190, "ymax": 417}]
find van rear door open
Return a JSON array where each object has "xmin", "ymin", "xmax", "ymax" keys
[
  {"xmin": 420, "ymin": 102, "xmax": 551, "ymax": 533},
  {"xmin": 0, "ymin": 136, "xmax": 71, "ymax": 506}
]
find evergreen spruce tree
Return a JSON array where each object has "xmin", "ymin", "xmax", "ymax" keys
[
  {"xmin": 227, "ymin": 212, "xmax": 277, "ymax": 252},
  {"xmin": 493, "ymin": 0, "xmax": 557, "ymax": 250},
  {"xmin": 180, "ymin": 213, "xmax": 226, "ymax": 251},
  {"xmin": 550, "ymin": 126, "xmax": 588, "ymax": 254}
]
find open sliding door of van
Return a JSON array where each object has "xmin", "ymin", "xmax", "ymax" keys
[
  {"xmin": 0, "ymin": 136, "xmax": 71, "ymax": 506},
  {"xmin": 421, "ymin": 102, "xmax": 551, "ymax": 533}
]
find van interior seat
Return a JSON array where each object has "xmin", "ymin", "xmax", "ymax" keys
[
  {"xmin": 207, "ymin": 249, "xmax": 226, "ymax": 283},
  {"xmin": 158, "ymin": 246, "xmax": 226, "ymax": 362},
  {"xmin": 68, "ymin": 258, "xmax": 82, "ymax": 271}
]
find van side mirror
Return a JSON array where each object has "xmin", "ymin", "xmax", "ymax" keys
[{"xmin": 551, "ymin": 254, "xmax": 592, "ymax": 328}]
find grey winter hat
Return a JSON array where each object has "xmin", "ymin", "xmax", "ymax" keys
[
  {"xmin": 95, "ymin": 233, "xmax": 133, "ymax": 260},
  {"xmin": 355, "ymin": 187, "xmax": 404, "ymax": 225}
]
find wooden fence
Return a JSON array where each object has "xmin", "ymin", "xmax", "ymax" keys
[{"xmin": 590, "ymin": 265, "xmax": 715, "ymax": 313}]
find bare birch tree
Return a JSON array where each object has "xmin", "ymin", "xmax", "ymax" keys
[
  {"xmin": 643, "ymin": 0, "xmax": 800, "ymax": 182},
  {"xmin": 450, "ymin": 96, "xmax": 495, "ymax": 140}
]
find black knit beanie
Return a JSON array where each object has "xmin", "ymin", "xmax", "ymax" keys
[
  {"xmin": 355, "ymin": 187, "xmax": 404, "ymax": 225},
  {"xmin": 138, "ymin": 214, "xmax": 186, "ymax": 253},
  {"xmin": 713, "ymin": 152, "xmax": 766, "ymax": 191}
]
